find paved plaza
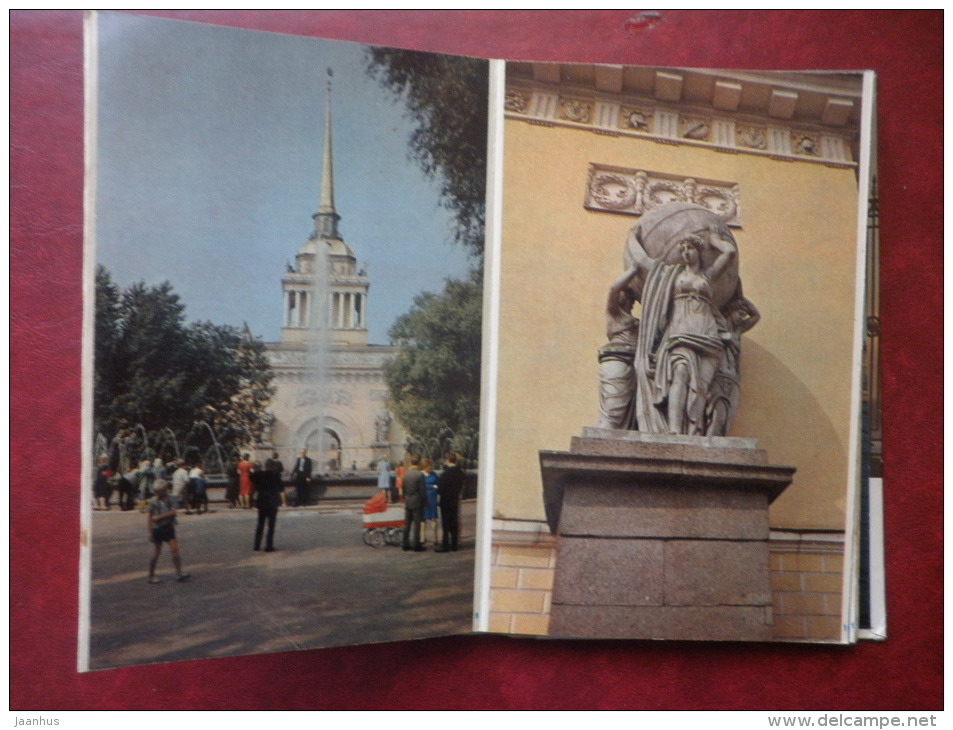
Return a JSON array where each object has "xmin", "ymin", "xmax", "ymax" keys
[{"xmin": 87, "ymin": 501, "xmax": 476, "ymax": 670}]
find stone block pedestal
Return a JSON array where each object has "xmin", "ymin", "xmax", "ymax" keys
[{"xmin": 540, "ymin": 428, "xmax": 794, "ymax": 641}]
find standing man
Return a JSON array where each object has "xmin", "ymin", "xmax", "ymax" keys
[
  {"xmin": 435, "ymin": 452, "xmax": 466, "ymax": 552},
  {"xmin": 253, "ymin": 458, "xmax": 284, "ymax": 552},
  {"xmin": 400, "ymin": 455, "xmax": 426, "ymax": 552},
  {"xmin": 269, "ymin": 451, "xmax": 287, "ymax": 507},
  {"xmin": 290, "ymin": 449, "xmax": 313, "ymax": 507}
]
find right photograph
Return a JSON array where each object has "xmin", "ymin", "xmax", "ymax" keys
[{"xmin": 483, "ymin": 63, "xmax": 877, "ymax": 643}]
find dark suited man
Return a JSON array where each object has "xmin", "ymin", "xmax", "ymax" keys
[
  {"xmin": 435, "ymin": 452, "xmax": 466, "ymax": 552},
  {"xmin": 252, "ymin": 459, "xmax": 283, "ymax": 552},
  {"xmin": 400, "ymin": 455, "xmax": 426, "ymax": 552},
  {"xmin": 289, "ymin": 449, "xmax": 313, "ymax": 507}
]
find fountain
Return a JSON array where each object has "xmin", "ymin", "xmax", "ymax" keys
[
  {"xmin": 94, "ymin": 420, "xmax": 232, "ymax": 485},
  {"xmin": 96, "ymin": 423, "xmax": 152, "ymax": 474},
  {"xmin": 152, "ymin": 427, "xmax": 182, "ymax": 465},
  {"xmin": 181, "ymin": 420, "xmax": 229, "ymax": 481},
  {"xmin": 404, "ymin": 427, "xmax": 478, "ymax": 469}
]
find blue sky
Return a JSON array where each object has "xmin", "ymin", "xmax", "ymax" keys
[{"xmin": 92, "ymin": 11, "xmax": 475, "ymax": 344}]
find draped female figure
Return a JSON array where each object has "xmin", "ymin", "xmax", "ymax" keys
[{"xmin": 631, "ymin": 229, "xmax": 737, "ymax": 435}]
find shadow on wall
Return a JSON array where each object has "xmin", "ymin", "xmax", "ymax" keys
[{"xmin": 736, "ymin": 339, "xmax": 848, "ymax": 528}]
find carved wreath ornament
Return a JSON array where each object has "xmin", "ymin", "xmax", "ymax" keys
[
  {"xmin": 590, "ymin": 173, "xmax": 639, "ymax": 210},
  {"xmin": 585, "ymin": 165, "xmax": 741, "ymax": 225}
]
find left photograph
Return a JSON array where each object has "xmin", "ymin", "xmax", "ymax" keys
[{"xmin": 81, "ymin": 12, "xmax": 487, "ymax": 670}]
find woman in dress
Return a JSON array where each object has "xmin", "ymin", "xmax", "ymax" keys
[
  {"xmin": 395, "ymin": 461, "xmax": 405, "ymax": 503},
  {"xmin": 419, "ymin": 457, "xmax": 440, "ymax": 547},
  {"xmin": 634, "ymin": 228, "xmax": 736, "ymax": 435},
  {"xmin": 237, "ymin": 453, "xmax": 255, "ymax": 509}
]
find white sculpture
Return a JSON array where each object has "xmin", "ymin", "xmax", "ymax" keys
[{"xmin": 598, "ymin": 202, "xmax": 758, "ymax": 436}]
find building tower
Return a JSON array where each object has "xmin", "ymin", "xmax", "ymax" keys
[
  {"xmin": 281, "ymin": 71, "xmax": 369, "ymax": 348},
  {"xmin": 265, "ymin": 70, "xmax": 402, "ymax": 477}
]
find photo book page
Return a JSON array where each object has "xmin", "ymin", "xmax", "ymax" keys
[{"xmin": 80, "ymin": 11, "xmax": 880, "ymax": 672}]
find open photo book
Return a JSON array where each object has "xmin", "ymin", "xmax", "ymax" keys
[{"xmin": 80, "ymin": 11, "xmax": 882, "ymax": 671}]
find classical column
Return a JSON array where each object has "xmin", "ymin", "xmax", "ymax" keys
[{"xmin": 289, "ymin": 291, "xmax": 298, "ymax": 327}]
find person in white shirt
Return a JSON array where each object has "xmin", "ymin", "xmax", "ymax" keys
[
  {"xmin": 171, "ymin": 461, "xmax": 190, "ymax": 511},
  {"xmin": 188, "ymin": 464, "xmax": 208, "ymax": 514}
]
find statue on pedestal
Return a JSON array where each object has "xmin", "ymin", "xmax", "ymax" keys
[
  {"xmin": 258, "ymin": 410, "xmax": 276, "ymax": 446},
  {"xmin": 374, "ymin": 409, "xmax": 391, "ymax": 444},
  {"xmin": 598, "ymin": 202, "xmax": 758, "ymax": 436}
]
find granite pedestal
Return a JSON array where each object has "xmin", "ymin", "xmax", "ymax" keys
[{"xmin": 540, "ymin": 428, "xmax": 794, "ymax": 641}]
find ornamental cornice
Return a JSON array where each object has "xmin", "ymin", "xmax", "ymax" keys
[{"xmin": 505, "ymin": 65, "xmax": 860, "ymax": 168}]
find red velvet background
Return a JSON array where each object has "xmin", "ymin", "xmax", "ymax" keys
[{"xmin": 10, "ymin": 10, "xmax": 942, "ymax": 710}]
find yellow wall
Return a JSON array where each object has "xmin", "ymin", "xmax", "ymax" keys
[{"xmin": 493, "ymin": 119, "xmax": 861, "ymax": 531}]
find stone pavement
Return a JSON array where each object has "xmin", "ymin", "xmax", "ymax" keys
[{"xmin": 86, "ymin": 501, "xmax": 476, "ymax": 670}]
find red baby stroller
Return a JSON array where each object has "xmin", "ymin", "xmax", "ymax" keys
[{"xmin": 361, "ymin": 491, "xmax": 404, "ymax": 547}]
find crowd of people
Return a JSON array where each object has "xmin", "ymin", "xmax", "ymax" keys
[
  {"xmin": 374, "ymin": 452, "xmax": 467, "ymax": 553},
  {"xmin": 93, "ymin": 448, "xmax": 470, "ymax": 583},
  {"xmin": 93, "ymin": 456, "xmax": 210, "ymax": 514}
]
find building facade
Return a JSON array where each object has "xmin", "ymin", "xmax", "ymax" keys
[
  {"xmin": 488, "ymin": 64, "xmax": 870, "ymax": 642},
  {"xmin": 259, "ymin": 82, "xmax": 404, "ymax": 473}
]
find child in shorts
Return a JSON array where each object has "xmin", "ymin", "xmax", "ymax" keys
[{"xmin": 146, "ymin": 482, "xmax": 190, "ymax": 584}]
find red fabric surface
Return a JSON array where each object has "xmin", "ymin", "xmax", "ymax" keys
[{"xmin": 10, "ymin": 10, "xmax": 941, "ymax": 710}]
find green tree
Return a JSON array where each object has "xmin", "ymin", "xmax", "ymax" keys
[
  {"xmin": 93, "ymin": 265, "xmax": 275, "ymax": 467},
  {"xmin": 367, "ymin": 50, "xmax": 488, "ymax": 456},
  {"xmin": 94, "ymin": 266, "xmax": 122, "ymax": 431},
  {"xmin": 366, "ymin": 48, "xmax": 488, "ymax": 255},
  {"xmin": 186, "ymin": 320, "xmax": 275, "ymax": 454},
  {"xmin": 385, "ymin": 272, "xmax": 482, "ymax": 457}
]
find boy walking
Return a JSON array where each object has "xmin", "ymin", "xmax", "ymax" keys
[{"xmin": 146, "ymin": 482, "xmax": 190, "ymax": 584}]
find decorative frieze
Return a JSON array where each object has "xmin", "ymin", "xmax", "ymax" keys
[
  {"xmin": 273, "ymin": 370, "xmax": 385, "ymax": 385},
  {"xmin": 505, "ymin": 90, "xmax": 527, "ymax": 113},
  {"xmin": 295, "ymin": 388, "xmax": 354, "ymax": 408},
  {"xmin": 792, "ymin": 131, "xmax": 820, "ymax": 157},
  {"xmin": 585, "ymin": 164, "xmax": 741, "ymax": 225},
  {"xmin": 620, "ymin": 107, "xmax": 651, "ymax": 132},
  {"xmin": 506, "ymin": 85, "xmax": 856, "ymax": 168},
  {"xmin": 268, "ymin": 347, "xmax": 394, "ymax": 369},
  {"xmin": 736, "ymin": 124, "xmax": 767, "ymax": 150},
  {"xmin": 559, "ymin": 97, "xmax": 591, "ymax": 124},
  {"xmin": 680, "ymin": 116, "xmax": 712, "ymax": 141}
]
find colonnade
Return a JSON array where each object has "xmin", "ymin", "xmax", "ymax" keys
[
  {"xmin": 284, "ymin": 289, "xmax": 310, "ymax": 328},
  {"xmin": 331, "ymin": 291, "xmax": 364, "ymax": 329},
  {"xmin": 284, "ymin": 289, "xmax": 364, "ymax": 329}
]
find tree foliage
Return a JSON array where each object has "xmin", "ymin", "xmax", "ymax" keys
[
  {"xmin": 366, "ymin": 48, "xmax": 488, "ymax": 255},
  {"xmin": 385, "ymin": 272, "xmax": 482, "ymax": 455},
  {"xmin": 94, "ymin": 266, "xmax": 275, "ymax": 467},
  {"xmin": 367, "ymin": 50, "xmax": 488, "ymax": 456}
]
